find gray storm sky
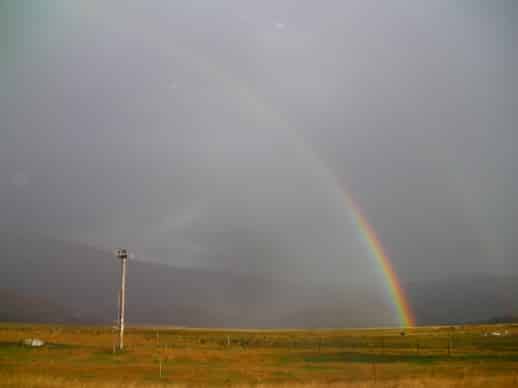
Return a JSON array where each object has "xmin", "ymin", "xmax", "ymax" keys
[{"xmin": 1, "ymin": 0, "xmax": 517, "ymax": 289}]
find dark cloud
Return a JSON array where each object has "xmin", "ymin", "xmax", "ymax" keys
[{"xmin": 2, "ymin": 0, "xmax": 517, "ymax": 296}]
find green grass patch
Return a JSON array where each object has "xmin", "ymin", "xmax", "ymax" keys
[
  {"xmin": 88, "ymin": 349, "xmax": 136, "ymax": 364},
  {"xmin": 278, "ymin": 351, "xmax": 518, "ymax": 365}
]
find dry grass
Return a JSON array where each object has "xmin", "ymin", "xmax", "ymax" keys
[
  {"xmin": 1, "ymin": 373, "xmax": 518, "ymax": 387},
  {"xmin": 1, "ymin": 323, "xmax": 517, "ymax": 387}
]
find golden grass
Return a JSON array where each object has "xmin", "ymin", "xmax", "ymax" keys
[
  {"xmin": 1, "ymin": 323, "xmax": 517, "ymax": 387},
  {"xmin": 1, "ymin": 373, "xmax": 518, "ymax": 387}
]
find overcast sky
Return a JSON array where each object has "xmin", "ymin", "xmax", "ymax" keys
[{"xmin": 2, "ymin": 1, "xmax": 517, "ymax": 290}]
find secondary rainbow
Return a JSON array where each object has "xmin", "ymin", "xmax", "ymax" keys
[{"xmin": 345, "ymin": 193, "xmax": 415, "ymax": 327}]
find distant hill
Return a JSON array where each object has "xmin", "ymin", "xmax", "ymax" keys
[
  {"xmin": 0, "ymin": 288, "xmax": 76, "ymax": 324},
  {"xmin": 0, "ymin": 234, "xmax": 390, "ymax": 327},
  {"xmin": 485, "ymin": 315, "xmax": 518, "ymax": 324},
  {"xmin": 1, "ymin": 233, "xmax": 517, "ymax": 327},
  {"xmin": 406, "ymin": 274, "xmax": 518, "ymax": 325}
]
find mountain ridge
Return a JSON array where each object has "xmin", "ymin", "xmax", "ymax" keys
[{"xmin": 1, "ymin": 234, "xmax": 517, "ymax": 327}]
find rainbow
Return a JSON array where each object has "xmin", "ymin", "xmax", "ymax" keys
[
  {"xmin": 345, "ymin": 194, "xmax": 415, "ymax": 327},
  {"xmin": 41, "ymin": 2, "xmax": 416, "ymax": 326},
  {"xmin": 162, "ymin": 45, "xmax": 418, "ymax": 326}
]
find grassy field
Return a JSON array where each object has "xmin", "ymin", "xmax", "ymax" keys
[{"xmin": 1, "ymin": 323, "xmax": 517, "ymax": 387}]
